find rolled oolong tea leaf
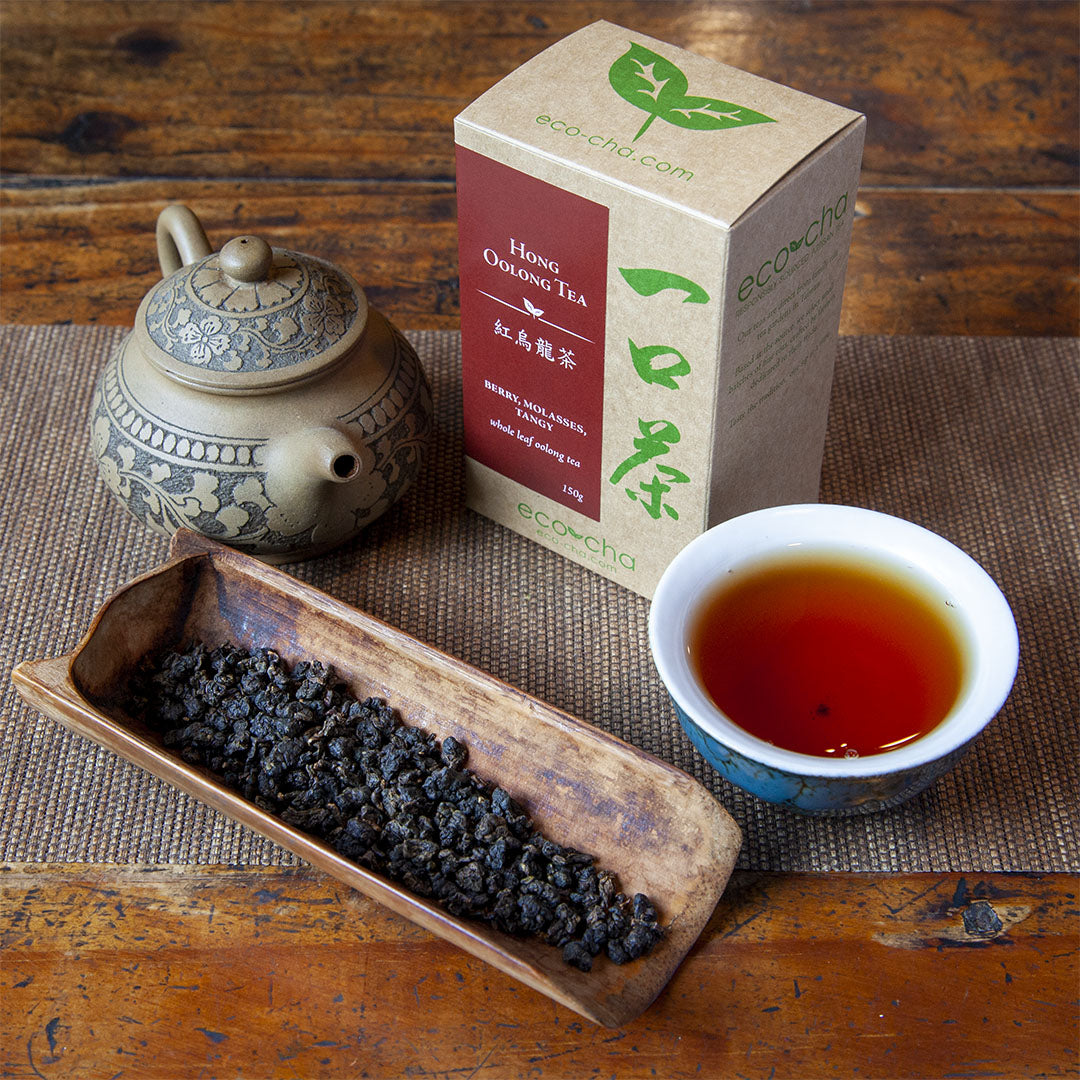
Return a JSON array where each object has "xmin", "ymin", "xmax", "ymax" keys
[{"xmin": 126, "ymin": 640, "xmax": 664, "ymax": 972}]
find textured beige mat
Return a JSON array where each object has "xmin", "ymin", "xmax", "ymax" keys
[{"xmin": 1, "ymin": 326, "xmax": 1076, "ymax": 871}]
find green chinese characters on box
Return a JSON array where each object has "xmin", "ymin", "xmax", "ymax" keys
[{"xmin": 455, "ymin": 21, "xmax": 865, "ymax": 598}]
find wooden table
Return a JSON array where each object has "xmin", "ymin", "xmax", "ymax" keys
[{"xmin": 2, "ymin": 3, "xmax": 1077, "ymax": 1077}]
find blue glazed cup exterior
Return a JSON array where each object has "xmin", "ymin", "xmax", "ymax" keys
[
  {"xmin": 672, "ymin": 699, "xmax": 976, "ymax": 816},
  {"xmin": 649, "ymin": 505, "xmax": 1019, "ymax": 815}
]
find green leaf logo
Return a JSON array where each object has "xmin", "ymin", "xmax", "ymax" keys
[
  {"xmin": 618, "ymin": 267, "xmax": 711, "ymax": 305},
  {"xmin": 609, "ymin": 43, "xmax": 776, "ymax": 142}
]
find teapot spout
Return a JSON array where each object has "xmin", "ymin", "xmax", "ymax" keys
[
  {"xmin": 306, "ymin": 426, "xmax": 363, "ymax": 484},
  {"xmin": 260, "ymin": 426, "xmax": 372, "ymax": 542},
  {"xmin": 265, "ymin": 425, "xmax": 365, "ymax": 486}
]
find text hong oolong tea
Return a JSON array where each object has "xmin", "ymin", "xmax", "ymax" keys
[
  {"xmin": 687, "ymin": 550, "xmax": 971, "ymax": 758},
  {"xmin": 455, "ymin": 21, "xmax": 865, "ymax": 597}
]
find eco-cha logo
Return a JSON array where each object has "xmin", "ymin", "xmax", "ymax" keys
[{"xmin": 609, "ymin": 43, "xmax": 776, "ymax": 142}]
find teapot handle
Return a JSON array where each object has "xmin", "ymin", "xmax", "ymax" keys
[{"xmin": 156, "ymin": 204, "xmax": 213, "ymax": 277}]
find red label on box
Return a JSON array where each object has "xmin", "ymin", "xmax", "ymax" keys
[{"xmin": 457, "ymin": 147, "xmax": 609, "ymax": 519}]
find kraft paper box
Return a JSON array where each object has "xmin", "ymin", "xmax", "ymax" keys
[{"xmin": 455, "ymin": 21, "xmax": 865, "ymax": 598}]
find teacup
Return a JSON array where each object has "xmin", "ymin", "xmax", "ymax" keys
[{"xmin": 648, "ymin": 504, "xmax": 1019, "ymax": 814}]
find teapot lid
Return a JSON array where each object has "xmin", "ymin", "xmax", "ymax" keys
[{"xmin": 136, "ymin": 229, "xmax": 368, "ymax": 391}]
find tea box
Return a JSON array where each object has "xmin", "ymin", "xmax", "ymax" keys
[{"xmin": 455, "ymin": 21, "xmax": 865, "ymax": 596}]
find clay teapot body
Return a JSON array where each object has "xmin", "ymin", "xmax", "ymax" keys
[{"xmin": 91, "ymin": 205, "xmax": 432, "ymax": 561}]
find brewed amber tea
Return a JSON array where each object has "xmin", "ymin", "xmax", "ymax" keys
[{"xmin": 688, "ymin": 550, "xmax": 968, "ymax": 758}]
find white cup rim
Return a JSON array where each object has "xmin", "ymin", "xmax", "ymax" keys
[{"xmin": 649, "ymin": 504, "xmax": 1019, "ymax": 778}]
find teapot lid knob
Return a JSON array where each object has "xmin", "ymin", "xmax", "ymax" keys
[
  {"xmin": 139, "ymin": 215, "xmax": 369, "ymax": 392},
  {"xmin": 219, "ymin": 235, "xmax": 274, "ymax": 283}
]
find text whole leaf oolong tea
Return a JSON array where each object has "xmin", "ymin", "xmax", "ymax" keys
[{"xmin": 126, "ymin": 641, "xmax": 663, "ymax": 971}]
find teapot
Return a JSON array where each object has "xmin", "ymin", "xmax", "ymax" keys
[{"xmin": 90, "ymin": 205, "xmax": 432, "ymax": 561}]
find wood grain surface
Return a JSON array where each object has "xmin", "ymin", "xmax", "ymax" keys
[
  {"xmin": 3, "ymin": 865, "xmax": 1076, "ymax": 1079},
  {"xmin": 2, "ymin": 3, "xmax": 1078, "ymax": 1076},
  {"xmin": 1, "ymin": 0, "xmax": 1077, "ymax": 333},
  {"xmin": 11, "ymin": 532, "xmax": 743, "ymax": 1029}
]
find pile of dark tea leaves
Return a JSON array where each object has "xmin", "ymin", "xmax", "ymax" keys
[{"xmin": 126, "ymin": 640, "xmax": 664, "ymax": 971}]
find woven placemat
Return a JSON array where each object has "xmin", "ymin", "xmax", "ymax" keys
[{"xmin": 1, "ymin": 326, "xmax": 1076, "ymax": 872}]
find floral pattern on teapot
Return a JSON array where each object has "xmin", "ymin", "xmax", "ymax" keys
[
  {"xmin": 90, "ymin": 205, "xmax": 431, "ymax": 560},
  {"xmin": 91, "ymin": 323, "xmax": 431, "ymax": 559},
  {"xmin": 144, "ymin": 252, "xmax": 357, "ymax": 374}
]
